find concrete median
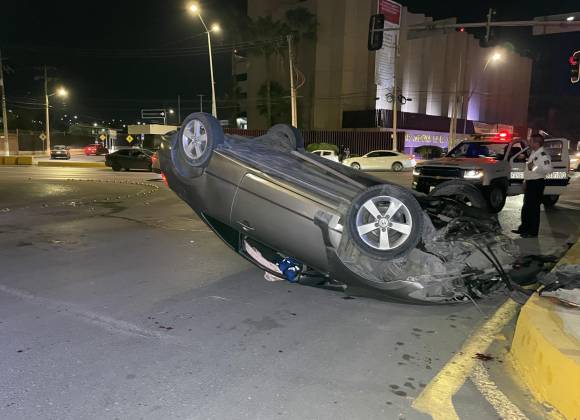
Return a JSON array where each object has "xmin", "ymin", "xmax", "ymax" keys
[
  {"xmin": 0, "ymin": 156, "xmax": 34, "ymax": 165},
  {"xmin": 510, "ymin": 239, "xmax": 580, "ymax": 419},
  {"xmin": 37, "ymin": 160, "xmax": 106, "ymax": 168}
]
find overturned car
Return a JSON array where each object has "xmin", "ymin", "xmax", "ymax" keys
[{"xmin": 159, "ymin": 113, "xmax": 524, "ymax": 304}]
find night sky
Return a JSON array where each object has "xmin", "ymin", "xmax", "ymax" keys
[{"xmin": 1, "ymin": 0, "xmax": 579, "ymax": 134}]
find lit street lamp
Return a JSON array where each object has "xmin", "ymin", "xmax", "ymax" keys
[
  {"xmin": 189, "ymin": 3, "xmax": 220, "ymax": 118},
  {"xmin": 44, "ymin": 69, "xmax": 69, "ymax": 154}
]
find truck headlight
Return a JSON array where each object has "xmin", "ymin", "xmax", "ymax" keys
[
  {"xmin": 463, "ymin": 169, "xmax": 484, "ymax": 179},
  {"xmin": 412, "ymin": 168, "xmax": 421, "ymax": 176}
]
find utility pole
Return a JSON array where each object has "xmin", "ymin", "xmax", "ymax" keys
[
  {"xmin": 198, "ymin": 94, "xmax": 204, "ymax": 112},
  {"xmin": 177, "ymin": 94, "xmax": 181, "ymax": 124},
  {"xmin": 44, "ymin": 65, "xmax": 51, "ymax": 154},
  {"xmin": 391, "ymin": 35, "xmax": 398, "ymax": 152},
  {"xmin": 0, "ymin": 49, "xmax": 9, "ymax": 156},
  {"xmin": 287, "ymin": 35, "xmax": 298, "ymax": 127},
  {"xmin": 485, "ymin": 8, "xmax": 495, "ymax": 44},
  {"xmin": 449, "ymin": 53, "xmax": 463, "ymax": 148}
]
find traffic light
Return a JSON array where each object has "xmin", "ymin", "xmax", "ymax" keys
[
  {"xmin": 571, "ymin": 51, "xmax": 580, "ymax": 84},
  {"xmin": 368, "ymin": 14, "xmax": 385, "ymax": 51}
]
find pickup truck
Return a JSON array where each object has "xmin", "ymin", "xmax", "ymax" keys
[{"xmin": 412, "ymin": 136, "xmax": 571, "ymax": 212}]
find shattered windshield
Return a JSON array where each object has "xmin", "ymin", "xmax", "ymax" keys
[{"xmin": 447, "ymin": 142, "xmax": 508, "ymax": 160}]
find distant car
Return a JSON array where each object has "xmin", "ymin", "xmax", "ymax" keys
[
  {"xmin": 105, "ymin": 148, "xmax": 153, "ymax": 171},
  {"xmin": 311, "ymin": 149, "xmax": 339, "ymax": 162},
  {"xmin": 570, "ymin": 150, "xmax": 580, "ymax": 171},
  {"xmin": 343, "ymin": 150, "xmax": 416, "ymax": 172},
  {"xmin": 151, "ymin": 151, "xmax": 161, "ymax": 173},
  {"xmin": 84, "ymin": 143, "xmax": 109, "ymax": 156},
  {"xmin": 50, "ymin": 145, "xmax": 70, "ymax": 160}
]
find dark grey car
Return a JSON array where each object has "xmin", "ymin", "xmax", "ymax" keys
[{"xmin": 159, "ymin": 113, "xmax": 521, "ymax": 304}]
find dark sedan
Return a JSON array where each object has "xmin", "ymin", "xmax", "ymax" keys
[
  {"xmin": 50, "ymin": 145, "xmax": 70, "ymax": 160},
  {"xmin": 105, "ymin": 148, "xmax": 153, "ymax": 171},
  {"xmin": 159, "ymin": 113, "xmax": 524, "ymax": 304}
]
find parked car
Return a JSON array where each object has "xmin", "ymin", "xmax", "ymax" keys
[
  {"xmin": 151, "ymin": 151, "xmax": 161, "ymax": 173},
  {"xmin": 84, "ymin": 143, "xmax": 109, "ymax": 156},
  {"xmin": 311, "ymin": 149, "xmax": 339, "ymax": 162},
  {"xmin": 413, "ymin": 136, "xmax": 571, "ymax": 212},
  {"xmin": 50, "ymin": 145, "xmax": 70, "ymax": 160},
  {"xmin": 158, "ymin": 113, "xmax": 523, "ymax": 304},
  {"xmin": 343, "ymin": 150, "xmax": 416, "ymax": 171},
  {"xmin": 105, "ymin": 148, "xmax": 153, "ymax": 171}
]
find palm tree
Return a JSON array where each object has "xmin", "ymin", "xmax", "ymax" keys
[{"xmin": 245, "ymin": 15, "xmax": 288, "ymax": 125}]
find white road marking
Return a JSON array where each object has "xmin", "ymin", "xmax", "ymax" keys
[{"xmin": 0, "ymin": 284, "xmax": 163, "ymax": 339}]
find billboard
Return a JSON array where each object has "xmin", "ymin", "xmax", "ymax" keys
[{"xmin": 375, "ymin": 0, "xmax": 401, "ymax": 87}]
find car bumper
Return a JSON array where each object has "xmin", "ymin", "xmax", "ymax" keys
[{"xmin": 412, "ymin": 175, "xmax": 482, "ymax": 191}]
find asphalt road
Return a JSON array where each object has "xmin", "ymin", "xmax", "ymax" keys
[{"xmin": 0, "ymin": 166, "xmax": 579, "ymax": 420}]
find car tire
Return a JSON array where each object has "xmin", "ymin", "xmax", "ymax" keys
[
  {"xmin": 486, "ymin": 184, "xmax": 507, "ymax": 213},
  {"xmin": 125, "ymin": 168, "xmax": 130, "ymax": 172},
  {"xmin": 346, "ymin": 184, "xmax": 424, "ymax": 260},
  {"xmin": 541, "ymin": 195, "xmax": 559, "ymax": 208},
  {"xmin": 392, "ymin": 162, "xmax": 404, "ymax": 172},
  {"xmin": 350, "ymin": 162, "xmax": 361, "ymax": 170},
  {"xmin": 172, "ymin": 112, "xmax": 224, "ymax": 178},
  {"xmin": 429, "ymin": 180, "xmax": 488, "ymax": 209},
  {"xmin": 266, "ymin": 124, "xmax": 305, "ymax": 151},
  {"xmin": 112, "ymin": 163, "xmax": 121, "ymax": 172}
]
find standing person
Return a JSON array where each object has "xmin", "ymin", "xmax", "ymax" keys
[{"xmin": 512, "ymin": 134, "xmax": 552, "ymax": 238}]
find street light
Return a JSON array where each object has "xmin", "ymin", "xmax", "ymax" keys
[
  {"xmin": 44, "ymin": 80, "xmax": 69, "ymax": 154},
  {"xmin": 189, "ymin": 3, "xmax": 219, "ymax": 118}
]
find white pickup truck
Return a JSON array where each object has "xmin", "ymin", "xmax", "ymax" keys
[{"xmin": 412, "ymin": 136, "xmax": 571, "ymax": 212}]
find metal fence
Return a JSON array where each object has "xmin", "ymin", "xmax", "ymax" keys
[{"xmin": 224, "ymin": 128, "xmax": 404, "ymax": 155}]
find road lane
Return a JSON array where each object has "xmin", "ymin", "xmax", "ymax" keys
[{"xmin": 0, "ymin": 166, "xmax": 578, "ymax": 420}]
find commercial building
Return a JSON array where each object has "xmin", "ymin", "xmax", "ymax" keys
[{"xmin": 238, "ymin": 0, "xmax": 533, "ymax": 153}]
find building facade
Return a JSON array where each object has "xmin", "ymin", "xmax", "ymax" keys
[{"xmin": 242, "ymin": 0, "xmax": 533, "ymax": 148}]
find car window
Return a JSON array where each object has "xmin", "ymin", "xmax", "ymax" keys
[
  {"xmin": 115, "ymin": 149, "xmax": 131, "ymax": 156},
  {"xmin": 544, "ymin": 140, "xmax": 563, "ymax": 162},
  {"xmin": 367, "ymin": 152, "xmax": 386, "ymax": 158},
  {"xmin": 312, "ymin": 151, "xmax": 321, "ymax": 155},
  {"xmin": 508, "ymin": 142, "xmax": 524, "ymax": 159},
  {"xmin": 322, "ymin": 151, "xmax": 331, "ymax": 156},
  {"xmin": 130, "ymin": 150, "xmax": 143, "ymax": 157},
  {"xmin": 384, "ymin": 152, "xmax": 397, "ymax": 157},
  {"xmin": 447, "ymin": 142, "xmax": 508, "ymax": 160}
]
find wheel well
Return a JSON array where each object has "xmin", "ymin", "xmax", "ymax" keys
[
  {"xmin": 392, "ymin": 161, "xmax": 403, "ymax": 167},
  {"xmin": 489, "ymin": 178, "xmax": 508, "ymax": 192}
]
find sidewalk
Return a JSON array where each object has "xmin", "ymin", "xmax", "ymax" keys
[{"xmin": 510, "ymin": 239, "xmax": 580, "ymax": 419}]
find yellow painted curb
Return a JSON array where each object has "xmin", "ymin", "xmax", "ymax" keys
[
  {"xmin": 37, "ymin": 161, "xmax": 106, "ymax": 168},
  {"xmin": 0, "ymin": 156, "xmax": 34, "ymax": 165},
  {"xmin": 510, "ymin": 240, "xmax": 580, "ymax": 420}
]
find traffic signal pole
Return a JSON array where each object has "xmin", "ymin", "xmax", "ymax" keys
[{"xmin": 0, "ymin": 49, "xmax": 9, "ymax": 156}]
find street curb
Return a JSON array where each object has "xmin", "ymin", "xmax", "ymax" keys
[
  {"xmin": 510, "ymin": 239, "xmax": 580, "ymax": 420},
  {"xmin": 37, "ymin": 161, "xmax": 106, "ymax": 168}
]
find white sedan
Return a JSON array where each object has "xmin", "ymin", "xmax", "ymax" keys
[
  {"xmin": 311, "ymin": 149, "xmax": 339, "ymax": 162},
  {"xmin": 343, "ymin": 150, "xmax": 416, "ymax": 171}
]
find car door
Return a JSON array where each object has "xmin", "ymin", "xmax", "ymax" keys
[
  {"xmin": 508, "ymin": 140, "xmax": 527, "ymax": 195},
  {"xmin": 382, "ymin": 151, "xmax": 399, "ymax": 169},
  {"xmin": 230, "ymin": 174, "xmax": 331, "ymax": 271},
  {"xmin": 363, "ymin": 152, "xmax": 380, "ymax": 170},
  {"xmin": 543, "ymin": 139, "xmax": 570, "ymax": 194}
]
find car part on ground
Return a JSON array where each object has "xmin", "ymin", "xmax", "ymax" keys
[{"xmin": 160, "ymin": 113, "xmax": 531, "ymax": 304}]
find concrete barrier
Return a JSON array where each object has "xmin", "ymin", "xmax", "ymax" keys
[
  {"xmin": 37, "ymin": 161, "xmax": 106, "ymax": 168},
  {"xmin": 0, "ymin": 155, "xmax": 34, "ymax": 165},
  {"xmin": 510, "ymin": 239, "xmax": 580, "ymax": 419}
]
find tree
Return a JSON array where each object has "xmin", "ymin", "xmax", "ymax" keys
[
  {"xmin": 242, "ymin": 7, "xmax": 317, "ymax": 126},
  {"xmin": 257, "ymin": 81, "xmax": 290, "ymax": 125}
]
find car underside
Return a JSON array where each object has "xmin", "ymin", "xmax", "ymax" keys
[{"xmin": 159, "ymin": 113, "xmax": 543, "ymax": 304}]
